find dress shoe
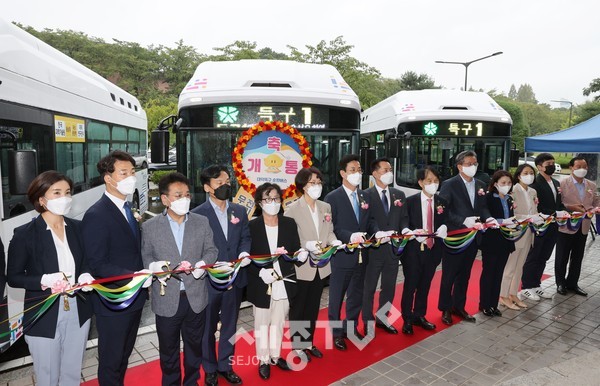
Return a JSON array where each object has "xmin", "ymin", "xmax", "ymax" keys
[
  {"xmin": 499, "ymin": 296, "xmax": 520, "ymax": 310},
  {"xmin": 272, "ymin": 357, "xmax": 291, "ymax": 371},
  {"xmin": 412, "ymin": 317, "xmax": 436, "ymax": 330},
  {"xmin": 333, "ymin": 336, "xmax": 347, "ymax": 351},
  {"xmin": 294, "ymin": 349, "xmax": 311, "ymax": 362},
  {"xmin": 402, "ymin": 322, "xmax": 414, "ymax": 335},
  {"xmin": 481, "ymin": 307, "xmax": 494, "ymax": 317},
  {"xmin": 492, "ymin": 307, "xmax": 502, "ymax": 317},
  {"xmin": 510, "ymin": 295, "xmax": 528, "ymax": 308},
  {"xmin": 441, "ymin": 310, "xmax": 453, "ymax": 325},
  {"xmin": 452, "ymin": 308, "xmax": 476, "ymax": 323},
  {"xmin": 258, "ymin": 363, "xmax": 270, "ymax": 380},
  {"xmin": 557, "ymin": 285, "xmax": 568, "ymax": 295},
  {"xmin": 218, "ymin": 370, "xmax": 242, "ymax": 385},
  {"xmin": 205, "ymin": 372, "xmax": 218, "ymax": 386},
  {"xmin": 375, "ymin": 322, "xmax": 399, "ymax": 334},
  {"xmin": 568, "ymin": 286, "xmax": 588, "ymax": 296},
  {"xmin": 304, "ymin": 346, "xmax": 323, "ymax": 359}
]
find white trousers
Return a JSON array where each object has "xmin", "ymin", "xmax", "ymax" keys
[
  {"xmin": 500, "ymin": 234, "xmax": 533, "ymax": 297},
  {"xmin": 253, "ymin": 298, "xmax": 289, "ymax": 363}
]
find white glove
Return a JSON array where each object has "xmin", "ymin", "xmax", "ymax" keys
[
  {"xmin": 330, "ymin": 240, "xmax": 343, "ymax": 247},
  {"xmin": 192, "ymin": 261, "xmax": 207, "ymax": 279},
  {"xmin": 375, "ymin": 230, "xmax": 394, "ymax": 244},
  {"xmin": 41, "ymin": 272, "xmax": 69, "ymax": 290},
  {"xmin": 77, "ymin": 273, "xmax": 95, "ymax": 292},
  {"xmin": 528, "ymin": 214, "xmax": 543, "ymax": 225},
  {"xmin": 148, "ymin": 260, "xmax": 170, "ymax": 286},
  {"xmin": 556, "ymin": 210, "xmax": 569, "ymax": 218},
  {"xmin": 305, "ymin": 240, "xmax": 321, "ymax": 253},
  {"xmin": 136, "ymin": 269, "xmax": 153, "ymax": 288},
  {"xmin": 259, "ymin": 268, "xmax": 277, "ymax": 285},
  {"xmin": 350, "ymin": 232, "xmax": 366, "ymax": 244},
  {"xmin": 435, "ymin": 225, "xmax": 448, "ymax": 240},
  {"xmin": 485, "ymin": 217, "xmax": 500, "ymax": 228},
  {"xmin": 463, "ymin": 216, "xmax": 479, "ymax": 228},
  {"xmin": 414, "ymin": 229, "xmax": 428, "ymax": 244},
  {"xmin": 296, "ymin": 249, "xmax": 309, "ymax": 263},
  {"xmin": 401, "ymin": 228, "xmax": 415, "ymax": 241},
  {"xmin": 500, "ymin": 218, "xmax": 517, "ymax": 228},
  {"xmin": 238, "ymin": 252, "xmax": 251, "ymax": 267}
]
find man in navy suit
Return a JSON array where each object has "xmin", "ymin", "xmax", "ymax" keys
[
  {"xmin": 324, "ymin": 154, "xmax": 380, "ymax": 351},
  {"xmin": 191, "ymin": 165, "xmax": 251, "ymax": 386},
  {"xmin": 438, "ymin": 151, "xmax": 495, "ymax": 325},
  {"xmin": 82, "ymin": 150, "xmax": 148, "ymax": 386},
  {"xmin": 362, "ymin": 158, "xmax": 407, "ymax": 335}
]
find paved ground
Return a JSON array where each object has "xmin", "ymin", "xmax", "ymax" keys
[{"xmin": 2, "ymin": 232, "xmax": 600, "ymax": 385}]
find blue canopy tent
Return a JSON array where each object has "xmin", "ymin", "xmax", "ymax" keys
[{"xmin": 524, "ymin": 114, "xmax": 600, "ymax": 152}]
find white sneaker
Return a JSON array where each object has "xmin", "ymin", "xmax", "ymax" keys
[
  {"xmin": 518, "ymin": 289, "xmax": 540, "ymax": 301},
  {"xmin": 535, "ymin": 287, "xmax": 553, "ymax": 299}
]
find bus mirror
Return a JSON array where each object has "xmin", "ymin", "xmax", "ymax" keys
[
  {"xmin": 509, "ymin": 149, "xmax": 520, "ymax": 167},
  {"xmin": 360, "ymin": 148, "xmax": 376, "ymax": 172},
  {"xmin": 151, "ymin": 130, "xmax": 170, "ymax": 164},
  {"xmin": 175, "ymin": 118, "xmax": 183, "ymax": 130},
  {"xmin": 387, "ymin": 138, "xmax": 402, "ymax": 158},
  {"xmin": 8, "ymin": 150, "xmax": 37, "ymax": 195}
]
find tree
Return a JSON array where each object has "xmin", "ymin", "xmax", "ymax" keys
[
  {"xmin": 495, "ymin": 97, "xmax": 527, "ymax": 150},
  {"xmin": 572, "ymin": 101, "xmax": 600, "ymax": 125},
  {"xmin": 508, "ymin": 84, "xmax": 517, "ymax": 100},
  {"xmin": 583, "ymin": 78, "xmax": 600, "ymax": 101},
  {"xmin": 145, "ymin": 97, "xmax": 178, "ymax": 144},
  {"xmin": 398, "ymin": 71, "xmax": 437, "ymax": 90},
  {"xmin": 210, "ymin": 41, "xmax": 261, "ymax": 61},
  {"xmin": 516, "ymin": 84, "xmax": 537, "ymax": 104}
]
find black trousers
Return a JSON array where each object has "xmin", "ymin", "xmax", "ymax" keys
[
  {"xmin": 401, "ymin": 247, "xmax": 441, "ymax": 322},
  {"xmin": 96, "ymin": 309, "xmax": 143, "ymax": 386},
  {"xmin": 479, "ymin": 249, "xmax": 511, "ymax": 309},
  {"xmin": 328, "ymin": 263, "xmax": 366, "ymax": 337},
  {"xmin": 362, "ymin": 251, "xmax": 400, "ymax": 324},
  {"xmin": 156, "ymin": 292, "xmax": 205, "ymax": 386},
  {"xmin": 521, "ymin": 224, "xmax": 558, "ymax": 289},
  {"xmin": 438, "ymin": 242, "xmax": 478, "ymax": 312},
  {"xmin": 555, "ymin": 228, "xmax": 588, "ymax": 287},
  {"xmin": 289, "ymin": 273, "xmax": 324, "ymax": 349}
]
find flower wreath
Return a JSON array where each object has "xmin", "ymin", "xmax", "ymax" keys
[{"xmin": 232, "ymin": 121, "xmax": 313, "ymax": 198}]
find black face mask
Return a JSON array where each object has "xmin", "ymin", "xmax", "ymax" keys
[
  {"xmin": 544, "ymin": 164, "xmax": 556, "ymax": 175},
  {"xmin": 213, "ymin": 184, "xmax": 231, "ymax": 200}
]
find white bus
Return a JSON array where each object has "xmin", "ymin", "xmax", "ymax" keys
[
  {"xmin": 154, "ymin": 59, "xmax": 361, "ymax": 206},
  {"xmin": 361, "ymin": 89, "xmax": 513, "ymax": 195},
  {"xmin": 0, "ymin": 18, "xmax": 148, "ymax": 353}
]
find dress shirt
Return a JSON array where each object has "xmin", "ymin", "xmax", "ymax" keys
[
  {"xmin": 460, "ymin": 175, "xmax": 476, "ymax": 207},
  {"xmin": 167, "ymin": 213, "xmax": 188, "ymax": 290},
  {"xmin": 571, "ymin": 176, "xmax": 586, "ymax": 202},
  {"xmin": 47, "ymin": 221, "xmax": 76, "ymax": 285},
  {"xmin": 105, "ymin": 191, "xmax": 128, "ymax": 221},
  {"xmin": 208, "ymin": 197, "xmax": 229, "ymax": 240}
]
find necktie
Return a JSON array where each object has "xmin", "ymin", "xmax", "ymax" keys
[
  {"xmin": 426, "ymin": 198, "xmax": 434, "ymax": 249},
  {"xmin": 351, "ymin": 191, "xmax": 360, "ymax": 221},
  {"xmin": 123, "ymin": 202, "xmax": 138, "ymax": 238},
  {"xmin": 382, "ymin": 189, "xmax": 389, "ymax": 215}
]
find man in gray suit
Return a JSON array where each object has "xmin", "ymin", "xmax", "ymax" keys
[{"xmin": 142, "ymin": 172, "xmax": 218, "ymax": 386}]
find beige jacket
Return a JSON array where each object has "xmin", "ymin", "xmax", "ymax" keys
[
  {"xmin": 511, "ymin": 183, "xmax": 538, "ymax": 249},
  {"xmin": 559, "ymin": 176, "xmax": 600, "ymax": 235}
]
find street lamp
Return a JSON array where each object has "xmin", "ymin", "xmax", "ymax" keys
[
  {"xmin": 551, "ymin": 99, "xmax": 573, "ymax": 127},
  {"xmin": 435, "ymin": 51, "xmax": 503, "ymax": 91}
]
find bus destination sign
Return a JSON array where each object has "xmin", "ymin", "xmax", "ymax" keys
[
  {"xmin": 400, "ymin": 120, "xmax": 511, "ymax": 137},
  {"xmin": 214, "ymin": 105, "xmax": 329, "ymax": 129}
]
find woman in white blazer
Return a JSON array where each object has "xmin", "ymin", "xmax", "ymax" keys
[
  {"xmin": 284, "ymin": 167, "xmax": 341, "ymax": 363},
  {"xmin": 499, "ymin": 164, "xmax": 539, "ymax": 309}
]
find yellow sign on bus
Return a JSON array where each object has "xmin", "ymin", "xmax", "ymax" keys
[{"xmin": 54, "ymin": 115, "xmax": 85, "ymax": 143}]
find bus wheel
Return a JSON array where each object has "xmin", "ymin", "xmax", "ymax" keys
[
  {"xmin": 132, "ymin": 191, "xmax": 140, "ymax": 211},
  {"xmin": 142, "ymin": 161, "xmax": 148, "ymax": 169}
]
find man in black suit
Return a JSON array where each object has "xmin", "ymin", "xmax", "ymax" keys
[
  {"xmin": 362, "ymin": 158, "xmax": 407, "ymax": 335},
  {"xmin": 520, "ymin": 153, "xmax": 566, "ymax": 301},
  {"xmin": 82, "ymin": 150, "xmax": 148, "ymax": 386},
  {"xmin": 324, "ymin": 154, "xmax": 380, "ymax": 351},
  {"xmin": 438, "ymin": 150, "xmax": 494, "ymax": 325}
]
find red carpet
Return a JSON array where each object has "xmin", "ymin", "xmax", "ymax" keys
[{"xmin": 83, "ymin": 261, "xmax": 551, "ymax": 386}]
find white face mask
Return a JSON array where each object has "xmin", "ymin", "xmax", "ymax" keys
[
  {"xmin": 380, "ymin": 172, "xmax": 394, "ymax": 186},
  {"xmin": 424, "ymin": 183, "xmax": 439, "ymax": 196},
  {"xmin": 45, "ymin": 196, "xmax": 72, "ymax": 216},
  {"xmin": 520, "ymin": 174, "xmax": 534, "ymax": 185},
  {"xmin": 261, "ymin": 202, "xmax": 281, "ymax": 216},
  {"xmin": 115, "ymin": 176, "xmax": 137, "ymax": 196},
  {"xmin": 307, "ymin": 184, "xmax": 322, "ymax": 200},
  {"xmin": 496, "ymin": 185, "xmax": 511, "ymax": 195},
  {"xmin": 573, "ymin": 169, "xmax": 588, "ymax": 178},
  {"xmin": 346, "ymin": 172, "xmax": 362, "ymax": 187},
  {"xmin": 169, "ymin": 197, "xmax": 190, "ymax": 216},
  {"xmin": 461, "ymin": 165, "xmax": 477, "ymax": 178}
]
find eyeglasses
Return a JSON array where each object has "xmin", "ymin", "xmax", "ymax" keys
[
  {"xmin": 262, "ymin": 197, "xmax": 282, "ymax": 204},
  {"xmin": 462, "ymin": 162, "xmax": 479, "ymax": 167}
]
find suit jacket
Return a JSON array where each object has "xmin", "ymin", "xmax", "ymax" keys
[
  {"xmin": 246, "ymin": 215, "xmax": 299, "ymax": 308},
  {"xmin": 365, "ymin": 186, "xmax": 409, "ymax": 260},
  {"xmin": 81, "ymin": 194, "xmax": 147, "ymax": 316},
  {"xmin": 439, "ymin": 175, "xmax": 491, "ymax": 231},
  {"xmin": 141, "ymin": 212, "xmax": 218, "ymax": 317},
  {"xmin": 284, "ymin": 197, "xmax": 336, "ymax": 280},
  {"xmin": 7, "ymin": 216, "xmax": 92, "ymax": 338},
  {"xmin": 512, "ymin": 183, "xmax": 538, "ymax": 249},
  {"xmin": 324, "ymin": 186, "xmax": 379, "ymax": 268},
  {"xmin": 404, "ymin": 192, "xmax": 448, "ymax": 259},
  {"xmin": 191, "ymin": 201, "xmax": 251, "ymax": 289},
  {"xmin": 559, "ymin": 176, "xmax": 600, "ymax": 235},
  {"xmin": 530, "ymin": 174, "xmax": 564, "ymax": 215},
  {"xmin": 481, "ymin": 193, "xmax": 515, "ymax": 255}
]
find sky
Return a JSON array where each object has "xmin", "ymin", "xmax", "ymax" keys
[{"xmin": 4, "ymin": 0, "xmax": 599, "ymax": 106}]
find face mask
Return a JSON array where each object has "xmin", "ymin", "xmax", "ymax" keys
[
  {"xmin": 380, "ymin": 172, "xmax": 394, "ymax": 186},
  {"xmin": 213, "ymin": 184, "xmax": 231, "ymax": 200},
  {"xmin": 346, "ymin": 172, "xmax": 362, "ymax": 187},
  {"xmin": 115, "ymin": 176, "xmax": 137, "ymax": 196},
  {"xmin": 307, "ymin": 184, "xmax": 322, "ymax": 200},
  {"xmin": 169, "ymin": 197, "xmax": 190, "ymax": 216},
  {"xmin": 573, "ymin": 169, "xmax": 588, "ymax": 178},
  {"xmin": 520, "ymin": 174, "xmax": 534, "ymax": 185},
  {"xmin": 461, "ymin": 165, "xmax": 477, "ymax": 178},
  {"xmin": 496, "ymin": 185, "xmax": 511, "ymax": 195},
  {"xmin": 45, "ymin": 196, "xmax": 72, "ymax": 216},
  {"xmin": 544, "ymin": 164, "xmax": 556, "ymax": 175},
  {"xmin": 261, "ymin": 202, "xmax": 281, "ymax": 216},
  {"xmin": 424, "ymin": 183, "xmax": 439, "ymax": 196}
]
